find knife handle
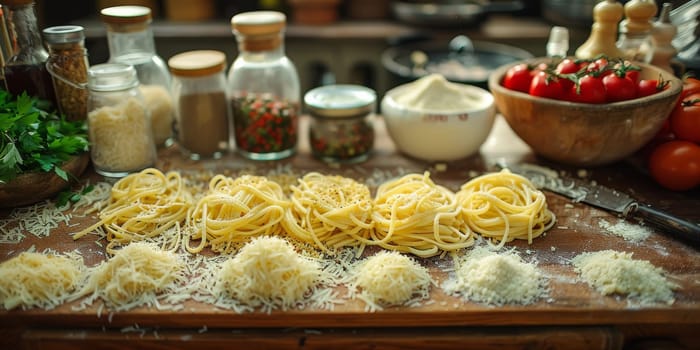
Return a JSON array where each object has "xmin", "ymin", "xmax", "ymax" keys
[{"xmin": 631, "ymin": 204, "xmax": 700, "ymax": 246}]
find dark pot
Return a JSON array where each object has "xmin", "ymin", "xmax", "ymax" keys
[{"xmin": 381, "ymin": 38, "xmax": 533, "ymax": 89}]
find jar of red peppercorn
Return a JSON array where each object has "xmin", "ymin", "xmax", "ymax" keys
[
  {"xmin": 304, "ymin": 84, "xmax": 376, "ymax": 164},
  {"xmin": 228, "ymin": 11, "xmax": 300, "ymax": 160}
]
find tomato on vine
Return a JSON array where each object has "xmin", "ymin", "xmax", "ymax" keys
[
  {"xmin": 529, "ymin": 70, "xmax": 563, "ymax": 99},
  {"xmin": 670, "ymin": 93, "xmax": 700, "ymax": 143},
  {"xmin": 567, "ymin": 75, "xmax": 606, "ymax": 104},
  {"xmin": 502, "ymin": 63, "xmax": 533, "ymax": 93},
  {"xmin": 603, "ymin": 73, "xmax": 637, "ymax": 102},
  {"xmin": 637, "ymin": 78, "xmax": 668, "ymax": 97}
]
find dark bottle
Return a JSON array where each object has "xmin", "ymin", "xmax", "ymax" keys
[{"xmin": 1, "ymin": 0, "xmax": 56, "ymax": 105}]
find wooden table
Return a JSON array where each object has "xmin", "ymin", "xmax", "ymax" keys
[{"xmin": 1, "ymin": 116, "xmax": 699, "ymax": 350}]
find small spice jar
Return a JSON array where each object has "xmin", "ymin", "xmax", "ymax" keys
[
  {"xmin": 304, "ymin": 84, "xmax": 376, "ymax": 164},
  {"xmin": 168, "ymin": 50, "xmax": 231, "ymax": 160},
  {"xmin": 87, "ymin": 63, "xmax": 156, "ymax": 177},
  {"xmin": 43, "ymin": 25, "xmax": 89, "ymax": 121}
]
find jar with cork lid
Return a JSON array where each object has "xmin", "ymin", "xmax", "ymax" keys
[
  {"xmin": 86, "ymin": 63, "xmax": 156, "ymax": 178},
  {"xmin": 227, "ymin": 11, "xmax": 300, "ymax": 161},
  {"xmin": 100, "ymin": 5, "xmax": 175, "ymax": 147},
  {"xmin": 169, "ymin": 50, "xmax": 231, "ymax": 160},
  {"xmin": 43, "ymin": 25, "xmax": 89, "ymax": 121}
]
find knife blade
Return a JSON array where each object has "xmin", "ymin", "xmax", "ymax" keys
[{"xmin": 498, "ymin": 161, "xmax": 700, "ymax": 247}]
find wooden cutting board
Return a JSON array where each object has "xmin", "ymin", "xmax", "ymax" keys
[{"xmin": 1, "ymin": 116, "xmax": 698, "ymax": 332}]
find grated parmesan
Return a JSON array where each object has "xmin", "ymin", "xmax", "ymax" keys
[
  {"xmin": 347, "ymin": 250, "xmax": 432, "ymax": 311},
  {"xmin": 571, "ymin": 250, "xmax": 678, "ymax": 305},
  {"xmin": 214, "ymin": 236, "xmax": 325, "ymax": 312},
  {"xmin": 76, "ymin": 242, "xmax": 186, "ymax": 311},
  {"xmin": 598, "ymin": 219, "xmax": 652, "ymax": 243},
  {"xmin": 0, "ymin": 251, "xmax": 85, "ymax": 310},
  {"xmin": 443, "ymin": 246, "xmax": 548, "ymax": 306}
]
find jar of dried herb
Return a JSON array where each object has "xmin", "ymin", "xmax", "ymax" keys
[
  {"xmin": 43, "ymin": 25, "xmax": 89, "ymax": 121},
  {"xmin": 305, "ymin": 84, "xmax": 376, "ymax": 164}
]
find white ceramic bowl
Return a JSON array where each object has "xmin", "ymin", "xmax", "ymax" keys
[{"xmin": 381, "ymin": 82, "xmax": 496, "ymax": 161}]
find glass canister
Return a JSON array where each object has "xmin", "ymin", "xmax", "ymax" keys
[
  {"xmin": 100, "ymin": 5, "xmax": 175, "ymax": 147},
  {"xmin": 304, "ymin": 85, "xmax": 376, "ymax": 164},
  {"xmin": 168, "ymin": 50, "xmax": 231, "ymax": 160},
  {"xmin": 227, "ymin": 11, "xmax": 300, "ymax": 160},
  {"xmin": 87, "ymin": 63, "xmax": 156, "ymax": 177},
  {"xmin": 1, "ymin": 0, "xmax": 56, "ymax": 105},
  {"xmin": 42, "ymin": 25, "xmax": 89, "ymax": 121}
]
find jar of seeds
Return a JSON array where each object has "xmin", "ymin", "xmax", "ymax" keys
[{"xmin": 43, "ymin": 25, "xmax": 89, "ymax": 121}]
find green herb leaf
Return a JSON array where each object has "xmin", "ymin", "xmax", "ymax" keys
[{"xmin": 0, "ymin": 91, "xmax": 88, "ymax": 183}]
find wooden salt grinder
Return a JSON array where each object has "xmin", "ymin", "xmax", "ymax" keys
[{"xmin": 575, "ymin": 0, "xmax": 624, "ymax": 60}]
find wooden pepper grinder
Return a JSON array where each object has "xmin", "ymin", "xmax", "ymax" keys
[
  {"xmin": 649, "ymin": 3, "xmax": 678, "ymax": 73},
  {"xmin": 575, "ymin": 0, "xmax": 625, "ymax": 60},
  {"xmin": 617, "ymin": 0, "xmax": 658, "ymax": 62}
]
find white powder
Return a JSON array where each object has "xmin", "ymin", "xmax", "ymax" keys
[{"xmin": 391, "ymin": 74, "xmax": 488, "ymax": 112}]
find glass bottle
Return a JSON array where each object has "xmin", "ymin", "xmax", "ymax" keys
[
  {"xmin": 169, "ymin": 50, "xmax": 231, "ymax": 160},
  {"xmin": 43, "ymin": 25, "xmax": 89, "ymax": 121},
  {"xmin": 228, "ymin": 11, "xmax": 300, "ymax": 160},
  {"xmin": 100, "ymin": 5, "xmax": 174, "ymax": 147},
  {"xmin": 305, "ymin": 84, "xmax": 375, "ymax": 164},
  {"xmin": 1, "ymin": 0, "xmax": 57, "ymax": 105},
  {"xmin": 86, "ymin": 63, "xmax": 156, "ymax": 178}
]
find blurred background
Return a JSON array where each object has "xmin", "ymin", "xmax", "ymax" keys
[{"xmin": 28, "ymin": 0, "xmax": 699, "ymax": 97}]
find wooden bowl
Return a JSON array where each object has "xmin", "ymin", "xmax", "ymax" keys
[
  {"xmin": 488, "ymin": 58, "xmax": 682, "ymax": 166},
  {"xmin": 0, "ymin": 153, "xmax": 90, "ymax": 208}
]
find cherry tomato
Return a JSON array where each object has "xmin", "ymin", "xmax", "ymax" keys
[
  {"xmin": 567, "ymin": 75, "xmax": 606, "ymax": 104},
  {"xmin": 556, "ymin": 58, "xmax": 582, "ymax": 75},
  {"xmin": 625, "ymin": 69, "xmax": 640, "ymax": 85},
  {"xmin": 669, "ymin": 93, "xmax": 700, "ymax": 143},
  {"xmin": 502, "ymin": 63, "xmax": 533, "ymax": 93},
  {"xmin": 648, "ymin": 140, "xmax": 700, "ymax": 191},
  {"xmin": 637, "ymin": 78, "xmax": 667, "ymax": 97},
  {"xmin": 529, "ymin": 71, "xmax": 563, "ymax": 100},
  {"xmin": 555, "ymin": 58, "xmax": 581, "ymax": 91},
  {"xmin": 603, "ymin": 73, "xmax": 637, "ymax": 102}
]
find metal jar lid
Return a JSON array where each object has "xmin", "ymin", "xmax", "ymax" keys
[
  {"xmin": 87, "ymin": 63, "xmax": 139, "ymax": 92},
  {"xmin": 304, "ymin": 85, "xmax": 376, "ymax": 119},
  {"xmin": 42, "ymin": 25, "xmax": 85, "ymax": 44}
]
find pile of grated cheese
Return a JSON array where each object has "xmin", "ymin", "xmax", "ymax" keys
[
  {"xmin": 443, "ymin": 246, "xmax": 548, "ymax": 306},
  {"xmin": 77, "ymin": 242, "xmax": 185, "ymax": 311},
  {"xmin": 214, "ymin": 236, "xmax": 326, "ymax": 312},
  {"xmin": 598, "ymin": 219, "xmax": 652, "ymax": 243},
  {"xmin": 0, "ymin": 251, "xmax": 85, "ymax": 310},
  {"xmin": 571, "ymin": 250, "xmax": 678, "ymax": 305},
  {"xmin": 348, "ymin": 250, "xmax": 433, "ymax": 311}
]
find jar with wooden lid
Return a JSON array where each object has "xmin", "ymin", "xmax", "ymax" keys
[
  {"xmin": 43, "ymin": 25, "xmax": 89, "ymax": 121},
  {"xmin": 100, "ymin": 5, "xmax": 174, "ymax": 147},
  {"xmin": 169, "ymin": 50, "xmax": 231, "ymax": 160},
  {"xmin": 227, "ymin": 11, "xmax": 300, "ymax": 161},
  {"xmin": 87, "ymin": 63, "xmax": 156, "ymax": 177},
  {"xmin": 305, "ymin": 85, "xmax": 376, "ymax": 164}
]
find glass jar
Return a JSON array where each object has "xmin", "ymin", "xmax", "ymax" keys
[
  {"xmin": 43, "ymin": 25, "xmax": 89, "ymax": 121},
  {"xmin": 1, "ymin": 0, "xmax": 57, "ymax": 105},
  {"xmin": 305, "ymin": 85, "xmax": 376, "ymax": 164},
  {"xmin": 87, "ymin": 63, "xmax": 156, "ymax": 178},
  {"xmin": 227, "ymin": 11, "xmax": 300, "ymax": 160},
  {"xmin": 100, "ymin": 5, "xmax": 175, "ymax": 147},
  {"xmin": 169, "ymin": 50, "xmax": 231, "ymax": 160}
]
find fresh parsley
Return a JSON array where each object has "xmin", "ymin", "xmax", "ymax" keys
[{"xmin": 0, "ymin": 90, "xmax": 88, "ymax": 184}]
